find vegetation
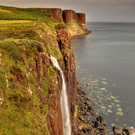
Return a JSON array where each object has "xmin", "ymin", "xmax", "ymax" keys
[
  {"xmin": 55, "ymin": 23, "xmax": 67, "ymax": 30},
  {"xmin": 74, "ymin": 105, "xmax": 78, "ymax": 117},
  {"xmin": 0, "ymin": 5, "xmax": 52, "ymax": 20},
  {"xmin": 0, "ymin": 5, "xmax": 64, "ymax": 134},
  {"xmin": 66, "ymin": 22, "xmax": 84, "ymax": 36},
  {"xmin": 0, "ymin": 38, "xmax": 58, "ymax": 134}
]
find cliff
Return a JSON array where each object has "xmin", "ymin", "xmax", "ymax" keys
[
  {"xmin": 41, "ymin": 8, "xmax": 63, "ymax": 22},
  {"xmin": 0, "ymin": 5, "xmax": 81, "ymax": 135},
  {"xmin": 42, "ymin": 8, "xmax": 90, "ymax": 37}
]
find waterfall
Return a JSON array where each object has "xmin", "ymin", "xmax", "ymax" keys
[{"xmin": 50, "ymin": 56, "xmax": 71, "ymax": 135}]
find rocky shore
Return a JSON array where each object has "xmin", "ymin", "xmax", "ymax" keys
[{"xmin": 76, "ymin": 82, "xmax": 135, "ymax": 135}]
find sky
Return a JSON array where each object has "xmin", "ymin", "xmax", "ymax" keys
[{"xmin": 1, "ymin": 0, "xmax": 135, "ymax": 22}]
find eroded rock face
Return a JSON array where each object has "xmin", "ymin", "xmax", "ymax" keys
[
  {"xmin": 47, "ymin": 82, "xmax": 63, "ymax": 135},
  {"xmin": 77, "ymin": 13, "xmax": 86, "ymax": 26},
  {"xmin": 56, "ymin": 27, "xmax": 78, "ymax": 134},
  {"xmin": 33, "ymin": 52, "xmax": 63, "ymax": 135},
  {"xmin": 41, "ymin": 8, "xmax": 63, "ymax": 22},
  {"xmin": 63, "ymin": 10, "xmax": 86, "ymax": 27},
  {"xmin": 63, "ymin": 10, "xmax": 78, "ymax": 22}
]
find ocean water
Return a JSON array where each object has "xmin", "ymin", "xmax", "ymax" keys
[{"xmin": 71, "ymin": 22, "xmax": 135, "ymax": 129}]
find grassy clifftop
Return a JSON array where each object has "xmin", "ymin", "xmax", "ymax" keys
[{"xmin": 0, "ymin": 5, "xmax": 68, "ymax": 134}]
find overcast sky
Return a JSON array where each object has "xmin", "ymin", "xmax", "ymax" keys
[{"xmin": 1, "ymin": 0, "xmax": 135, "ymax": 22}]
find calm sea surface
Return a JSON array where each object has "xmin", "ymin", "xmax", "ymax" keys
[{"xmin": 71, "ymin": 22, "xmax": 135, "ymax": 129}]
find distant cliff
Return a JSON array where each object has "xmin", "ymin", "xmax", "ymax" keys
[{"xmin": 41, "ymin": 8, "xmax": 90, "ymax": 37}]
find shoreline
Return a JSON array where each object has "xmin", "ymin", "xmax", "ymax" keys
[
  {"xmin": 76, "ymin": 82, "xmax": 135, "ymax": 135},
  {"xmin": 71, "ymin": 30, "xmax": 92, "ymax": 39},
  {"xmin": 72, "ymin": 30, "xmax": 135, "ymax": 135}
]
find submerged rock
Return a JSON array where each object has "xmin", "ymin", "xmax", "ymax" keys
[
  {"xmin": 86, "ymin": 83, "xmax": 90, "ymax": 86},
  {"xmin": 91, "ymin": 111, "xmax": 98, "ymax": 116}
]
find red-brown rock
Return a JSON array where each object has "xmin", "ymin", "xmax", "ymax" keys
[
  {"xmin": 63, "ymin": 10, "xmax": 78, "ymax": 22},
  {"xmin": 56, "ymin": 27, "xmax": 78, "ymax": 134},
  {"xmin": 41, "ymin": 8, "xmax": 63, "ymax": 22}
]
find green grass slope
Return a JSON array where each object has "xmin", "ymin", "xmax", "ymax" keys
[{"xmin": 0, "ymin": 5, "xmax": 68, "ymax": 134}]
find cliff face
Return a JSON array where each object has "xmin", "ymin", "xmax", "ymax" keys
[
  {"xmin": 43, "ymin": 8, "xmax": 90, "ymax": 37},
  {"xmin": 41, "ymin": 8, "xmax": 63, "ymax": 22},
  {"xmin": 77, "ymin": 13, "xmax": 86, "ymax": 27},
  {"xmin": 0, "ymin": 6, "xmax": 89, "ymax": 135},
  {"xmin": 63, "ymin": 10, "xmax": 78, "ymax": 22},
  {"xmin": 63, "ymin": 10, "xmax": 86, "ymax": 25},
  {"xmin": 56, "ymin": 27, "xmax": 78, "ymax": 134},
  {"xmin": 46, "ymin": 26, "xmax": 78, "ymax": 134}
]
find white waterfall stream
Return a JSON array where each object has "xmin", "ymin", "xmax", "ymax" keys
[{"xmin": 50, "ymin": 56, "xmax": 71, "ymax": 135}]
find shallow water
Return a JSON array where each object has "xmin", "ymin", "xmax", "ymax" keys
[{"xmin": 71, "ymin": 22, "xmax": 135, "ymax": 129}]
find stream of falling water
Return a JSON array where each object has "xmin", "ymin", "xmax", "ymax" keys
[{"xmin": 50, "ymin": 56, "xmax": 71, "ymax": 135}]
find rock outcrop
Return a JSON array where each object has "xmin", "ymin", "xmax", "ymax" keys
[
  {"xmin": 56, "ymin": 26, "xmax": 78, "ymax": 134},
  {"xmin": 41, "ymin": 8, "xmax": 63, "ymax": 22},
  {"xmin": 42, "ymin": 8, "xmax": 90, "ymax": 37},
  {"xmin": 77, "ymin": 13, "xmax": 86, "ymax": 28},
  {"xmin": 63, "ymin": 10, "xmax": 78, "ymax": 22}
]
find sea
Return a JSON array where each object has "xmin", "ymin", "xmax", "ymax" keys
[{"xmin": 71, "ymin": 22, "xmax": 135, "ymax": 130}]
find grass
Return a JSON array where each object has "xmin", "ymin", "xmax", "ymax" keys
[
  {"xmin": 0, "ymin": 5, "xmax": 51, "ymax": 20},
  {"xmin": 0, "ymin": 38, "xmax": 58, "ymax": 134},
  {"xmin": 0, "ymin": 20, "xmax": 31, "ymax": 24},
  {"xmin": 0, "ymin": 40, "xmax": 21, "ymax": 59},
  {"xmin": 0, "ymin": 7, "xmax": 13, "ymax": 13},
  {"xmin": 66, "ymin": 21, "xmax": 84, "ymax": 36}
]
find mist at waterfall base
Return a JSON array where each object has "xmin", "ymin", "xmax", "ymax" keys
[
  {"xmin": 71, "ymin": 22, "xmax": 135, "ymax": 129},
  {"xmin": 50, "ymin": 56, "xmax": 71, "ymax": 135}
]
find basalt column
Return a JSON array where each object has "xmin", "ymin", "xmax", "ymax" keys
[{"xmin": 77, "ymin": 13, "xmax": 86, "ymax": 28}]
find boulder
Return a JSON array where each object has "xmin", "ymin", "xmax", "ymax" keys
[
  {"xmin": 82, "ymin": 91, "xmax": 86, "ymax": 95},
  {"xmin": 78, "ymin": 116, "xmax": 84, "ymax": 121},
  {"xmin": 91, "ymin": 111, "xmax": 98, "ymax": 116},
  {"xmin": 97, "ymin": 116, "xmax": 107, "ymax": 126},
  {"xmin": 113, "ymin": 126, "xmax": 123, "ymax": 135},
  {"xmin": 82, "ymin": 126, "xmax": 94, "ymax": 135},
  {"xmin": 86, "ymin": 112, "xmax": 90, "ymax": 115},
  {"xmin": 91, "ymin": 101, "xmax": 96, "ymax": 104},
  {"xmin": 87, "ymin": 118, "xmax": 90, "ymax": 121},
  {"xmin": 88, "ymin": 105, "xmax": 94, "ymax": 111},
  {"xmin": 94, "ymin": 121, "xmax": 105, "ymax": 130},
  {"xmin": 123, "ymin": 127, "xmax": 135, "ymax": 135}
]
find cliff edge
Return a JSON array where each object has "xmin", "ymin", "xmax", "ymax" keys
[
  {"xmin": 0, "ymin": 5, "xmax": 83, "ymax": 135},
  {"xmin": 42, "ymin": 8, "xmax": 90, "ymax": 37}
]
